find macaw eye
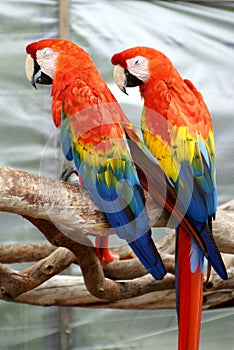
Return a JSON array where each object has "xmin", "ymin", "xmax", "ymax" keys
[
  {"xmin": 126, "ymin": 55, "xmax": 149, "ymax": 83},
  {"xmin": 134, "ymin": 56, "xmax": 144, "ymax": 65},
  {"xmin": 42, "ymin": 47, "xmax": 53, "ymax": 57}
]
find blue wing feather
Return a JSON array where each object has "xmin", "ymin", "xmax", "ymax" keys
[
  {"xmin": 61, "ymin": 115, "xmax": 166, "ymax": 280},
  {"xmin": 175, "ymin": 145, "xmax": 227, "ymax": 279}
]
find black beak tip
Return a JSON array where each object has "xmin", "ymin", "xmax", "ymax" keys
[
  {"xmin": 31, "ymin": 79, "xmax": 38, "ymax": 90},
  {"xmin": 122, "ymin": 87, "xmax": 128, "ymax": 95}
]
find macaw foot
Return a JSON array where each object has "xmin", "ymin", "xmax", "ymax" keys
[
  {"xmin": 60, "ymin": 165, "xmax": 78, "ymax": 181},
  {"xmin": 95, "ymin": 236, "xmax": 119, "ymax": 265},
  {"xmin": 60, "ymin": 165, "xmax": 83, "ymax": 185}
]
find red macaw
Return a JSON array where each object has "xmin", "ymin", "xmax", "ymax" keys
[
  {"xmin": 112, "ymin": 47, "xmax": 227, "ymax": 350},
  {"xmin": 25, "ymin": 38, "xmax": 168, "ymax": 279}
]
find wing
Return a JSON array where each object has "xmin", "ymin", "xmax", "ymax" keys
[
  {"xmin": 142, "ymin": 76, "xmax": 227, "ymax": 279},
  {"xmin": 59, "ymin": 78, "xmax": 166, "ymax": 279},
  {"xmin": 142, "ymin": 77, "xmax": 216, "ymax": 218}
]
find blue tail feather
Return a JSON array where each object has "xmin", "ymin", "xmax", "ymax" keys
[
  {"xmin": 191, "ymin": 220, "xmax": 227, "ymax": 280},
  {"xmin": 129, "ymin": 230, "xmax": 166, "ymax": 280},
  {"xmin": 72, "ymin": 147, "xmax": 166, "ymax": 280},
  {"xmin": 200, "ymin": 224, "xmax": 227, "ymax": 280}
]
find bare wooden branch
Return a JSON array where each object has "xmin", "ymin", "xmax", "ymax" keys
[
  {"xmin": 10, "ymin": 274, "xmax": 233, "ymax": 309},
  {"xmin": 0, "ymin": 215, "xmax": 175, "ymax": 302},
  {"xmin": 157, "ymin": 206, "xmax": 234, "ymax": 255},
  {"xmin": 0, "ymin": 166, "xmax": 111, "ymax": 236},
  {"xmin": 0, "ymin": 166, "xmax": 170, "ymax": 236},
  {"xmin": 0, "ymin": 247, "xmax": 76, "ymax": 299},
  {"xmin": 23, "ymin": 217, "xmax": 175, "ymax": 301},
  {"xmin": 0, "ymin": 242, "xmax": 56, "ymax": 263},
  {"xmin": 0, "ymin": 165, "xmax": 233, "ymax": 308},
  {"xmin": 1, "ymin": 219, "xmax": 174, "ymax": 301},
  {"xmin": 14, "ymin": 275, "xmax": 176, "ymax": 308},
  {"xmin": 103, "ymin": 253, "xmax": 175, "ymax": 280},
  {"xmin": 0, "ymin": 166, "xmax": 233, "ymax": 253}
]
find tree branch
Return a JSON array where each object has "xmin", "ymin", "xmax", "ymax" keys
[
  {"xmin": 9, "ymin": 275, "xmax": 234, "ymax": 309},
  {"xmin": 0, "ymin": 166, "xmax": 233, "ymax": 308},
  {"xmin": 24, "ymin": 217, "xmax": 175, "ymax": 301},
  {"xmin": 0, "ymin": 165, "xmax": 172, "ymax": 235},
  {"xmin": 0, "ymin": 247, "xmax": 75, "ymax": 299},
  {"xmin": 0, "ymin": 242, "xmax": 56, "ymax": 263},
  {"xmin": 0, "ymin": 217, "xmax": 176, "ymax": 302},
  {"xmin": 0, "ymin": 166, "xmax": 233, "ymax": 250}
]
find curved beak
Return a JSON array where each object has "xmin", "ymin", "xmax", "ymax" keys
[
  {"xmin": 25, "ymin": 54, "xmax": 53, "ymax": 89},
  {"xmin": 113, "ymin": 64, "xmax": 144, "ymax": 95},
  {"xmin": 25, "ymin": 54, "xmax": 40, "ymax": 89},
  {"xmin": 113, "ymin": 64, "xmax": 128, "ymax": 95}
]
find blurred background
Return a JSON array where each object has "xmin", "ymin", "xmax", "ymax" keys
[{"xmin": 0, "ymin": 1, "xmax": 233, "ymax": 349}]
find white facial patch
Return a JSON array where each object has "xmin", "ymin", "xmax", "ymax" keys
[
  {"xmin": 36, "ymin": 47, "xmax": 59, "ymax": 79},
  {"xmin": 126, "ymin": 56, "xmax": 149, "ymax": 83}
]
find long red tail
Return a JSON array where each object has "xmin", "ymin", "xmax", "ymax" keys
[{"xmin": 176, "ymin": 225, "xmax": 204, "ymax": 350}]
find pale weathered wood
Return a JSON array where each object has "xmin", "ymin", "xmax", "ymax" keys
[
  {"xmin": 0, "ymin": 166, "xmax": 170, "ymax": 236},
  {"xmin": 12, "ymin": 274, "xmax": 233, "ymax": 309},
  {"xmin": 14, "ymin": 275, "xmax": 176, "ymax": 308},
  {"xmin": 0, "ymin": 247, "xmax": 76, "ymax": 299},
  {"xmin": 0, "ymin": 216, "xmax": 175, "ymax": 302},
  {"xmin": 0, "ymin": 242, "xmax": 56, "ymax": 263},
  {"xmin": 0, "ymin": 165, "xmax": 233, "ymax": 308},
  {"xmin": 0, "ymin": 166, "xmax": 233, "ymax": 252}
]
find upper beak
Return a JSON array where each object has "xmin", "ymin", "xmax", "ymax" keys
[
  {"xmin": 25, "ymin": 54, "xmax": 53, "ymax": 89},
  {"xmin": 113, "ymin": 65, "xmax": 143, "ymax": 95},
  {"xmin": 113, "ymin": 64, "xmax": 128, "ymax": 95},
  {"xmin": 25, "ymin": 54, "xmax": 40, "ymax": 89}
]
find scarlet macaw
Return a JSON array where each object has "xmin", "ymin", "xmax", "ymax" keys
[
  {"xmin": 112, "ymin": 47, "xmax": 227, "ymax": 349},
  {"xmin": 25, "ymin": 38, "xmax": 168, "ymax": 279}
]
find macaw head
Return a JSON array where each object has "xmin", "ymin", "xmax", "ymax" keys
[
  {"xmin": 25, "ymin": 38, "xmax": 90, "ymax": 89},
  {"xmin": 25, "ymin": 38, "xmax": 95, "ymax": 126},
  {"xmin": 111, "ymin": 47, "xmax": 171, "ymax": 95}
]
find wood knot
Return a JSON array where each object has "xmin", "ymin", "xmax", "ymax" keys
[
  {"xmin": 44, "ymin": 264, "xmax": 55, "ymax": 274},
  {"xmin": 0, "ymin": 287, "xmax": 13, "ymax": 300}
]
